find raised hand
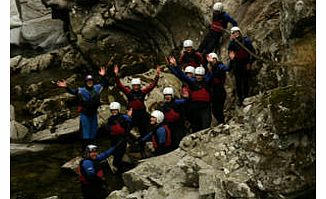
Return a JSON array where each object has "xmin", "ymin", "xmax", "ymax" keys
[
  {"xmin": 167, "ymin": 56, "xmax": 177, "ymax": 66},
  {"xmin": 99, "ymin": 66, "xmax": 106, "ymax": 76},
  {"xmin": 206, "ymin": 54, "xmax": 214, "ymax": 63},
  {"xmin": 56, "ymin": 79, "xmax": 67, "ymax": 88},
  {"xmin": 113, "ymin": 64, "xmax": 119, "ymax": 75},
  {"xmin": 127, "ymin": 108, "xmax": 133, "ymax": 117}
]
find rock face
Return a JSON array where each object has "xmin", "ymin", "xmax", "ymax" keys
[
  {"xmin": 10, "ymin": 0, "xmax": 68, "ymax": 51},
  {"xmin": 69, "ymin": 0, "xmax": 211, "ymax": 67},
  {"xmin": 108, "ymin": 84, "xmax": 315, "ymax": 199}
]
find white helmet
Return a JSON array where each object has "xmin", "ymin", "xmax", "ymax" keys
[
  {"xmin": 151, "ymin": 110, "xmax": 164, "ymax": 124},
  {"xmin": 85, "ymin": 144, "xmax": 97, "ymax": 153},
  {"xmin": 163, "ymin": 87, "xmax": 174, "ymax": 97},
  {"xmin": 213, "ymin": 2, "xmax": 224, "ymax": 12},
  {"xmin": 230, "ymin": 26, "xmax": 241, "ymax": 34},
  {"xmin": 109, "ymin": 102, "xmax": 121, "ymax": 111},
  {"xmin": 208, "ymin": 52, "xmax": 218, "ymax": 60},
  {"xmin": 85, "ymin": 75, "xmax": 94, "ymax": 81},
  {"xmin": 195, "ymin": 66, "xmax": 205, "ymax": 75},
  {"xmin": 184, "ymin": 66, "xmax": 195, "ymax": 74},
  {"xmin": 183, "ymin": 39, "xmax": 193, "ymax": 48},
  {"xmin": 131, "ymin": 78, "xmax": 141, "ymax": 85}
]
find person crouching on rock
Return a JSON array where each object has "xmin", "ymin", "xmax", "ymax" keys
[
  {"xmin": 159, "ymin": 87, "xmax": 187, "ymax": 150},
  {"xmin": 79, "ymin": 144, "xmax": 119, "ymax": 199},
  {"xmin": 139, "ymin": 110, "xmax": 172, "ymax": 156},
  {"xmin": 104, "ymin": 102, "xmax": 132, "ymax": 173},
  {"xmin": 57, "ymin": 67, "xmax": 109, "ymax": 151}
]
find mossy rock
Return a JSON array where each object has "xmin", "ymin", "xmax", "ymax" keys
[{"xmin": 268, "ymin": 85, "xmax": 315, "ymax": 135}]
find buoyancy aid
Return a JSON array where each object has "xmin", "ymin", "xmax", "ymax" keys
[
  {"xmin": 77, "ymin": 85, "xmax": 101, "ymax": 115},
  {"xmin": 181, "ymin": 50, "xmax": 203, "ymax": 67},
  {"xmin": 126, "ymin": 90, "xmax": 146, "ymax": 110},
  {"xmin": 190, "ymin": 81, "xmax": 211, "ymax": 102},
  {"xmin": 79, "ymin": 159, "xmax": 104, "ymax": 185},
  {"xmin": 107, "ymin": 114, "xmax": 128, "ymax": 136},
  {"xmin": 162, "ymin": 102, "xmax": 181, "ymax": 123},
  {"xmin": 151, "ymin": 125, "xmax": 171, "ymax": 149},
  {"xmin": 210, "ymin": 12, "xmax": 227, "ymax": 32}
]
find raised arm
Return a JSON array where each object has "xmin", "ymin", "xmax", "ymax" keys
[
  {"xmin": 166, "ymin": 56, "xmax": 195, "ymax": 86},
  {"xmin": 141, "ymin": 66, "xmax": 160, "ymax": 94},
  {"xmin": 224, "ymin": 13, "xmax": 238, "ymax": 27},
  {"xmin": 98, "ymin": 66, "xmax": 110, "ymax": 89},
  {"xmin": 114, "ymin": 64, "xmax": 131, "ymax": 94},
  {"xmin": 96, "ymin": 145, "xmax": 117, "ymax": 161},
  {"xmin": 56, "ymin": 79, "xmax": 78, "ymax": 95}
]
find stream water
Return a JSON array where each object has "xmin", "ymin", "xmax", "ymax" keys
[{"xmin": 10, "ymin": 137, "xmax": 126, "ymax": 199}]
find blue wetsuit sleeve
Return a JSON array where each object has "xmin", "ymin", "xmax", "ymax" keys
[
  {"xmin": 205, "ymin": 72, "xmax": 214, "ymax": 83},
  {"xmin": 66, "ymin": 87, "xmax": 78, "ymax": 95},
  {"xmin": 218, "ymin": 63, "xmax": 231, "ymax": 72},
  {"xmin": 81, "ymin": 160, "xmax": 96, "ymax": 177},
  {"xmin": 99, "ymin": 76, "xmax": 109, "ymax": 89},
  {"xmin": 224, "ymin": 13, "xmax": 238, "ymax": 27},
  {"xmin": 96, "ymin": 146, "xmax": 116, "ymax": 161},
  {"xmin": 122, "ymin": 114, "xmax": 132, "ymax": 123},
  {"xmin": 156, "ymin": 127, "xmax": 166, "ymax": 145},
  {"xmin": 142, "ymin": 133, "xmax": 152, "ymax": 142},
  {"xmin": 244, "ymin": 38, "xmax": 256, "ymax": 63},
  {"xmin": 174, "ymin": 98, "xmax": 188, "ymax": 105},
  {"xmin": 168, "ymin": 65, "xmax": 184, "ymax": 80},
  {"xmin": 172, "ymin": 66, "xmax": 195, "ymax": 86}
]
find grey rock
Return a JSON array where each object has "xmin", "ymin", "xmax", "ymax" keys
[
  {"xmin": 10, "ymin": 105, "xmax": 15, "ymax": 121},
  {"xmin": 107, "ymin": 187, "xmax": 130, "ymax": 199},
  {"xmin": 11, "ymin": 0, "xmax": 68, "ymax": 49},
  {"xmin": 61, "ymin": 156, "xmax": 82, "ymax": 175},
  {"xmin": 10, "ymin": 120, "xmax": 29, "ymax": 140},
  {"xmin": 10, "ymin": 0, "xmax": 22, "ymax": 28},
  {"xmin": 10, "ymin": 143, "xmax": 47, "ymax": 156},
  {"xmin": 31, "ymin": 117, "xmax": 79, "ymax": 141}
]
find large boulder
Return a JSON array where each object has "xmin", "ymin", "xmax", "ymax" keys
[
  {"xmin": 111, "ymin": 84, "xmax": 315, "ymax": 198},
  {"xmin": 10, "ymin": 120, "xmax": 29, "ymax": 140}
]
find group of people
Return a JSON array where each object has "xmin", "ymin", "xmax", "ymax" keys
[{"xmin": 55, "ymin": 2, "xmax": 256, "ymax": 199}]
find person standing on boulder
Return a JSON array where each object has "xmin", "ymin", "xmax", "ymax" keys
[
  {"xmin": 139, "ymin": 110, "xmax": 172, "ymax": 156},
  {"xmin": 158, "ymin": 87, "xmax": 187, "ymax": 149},
  {"xmin": 167, "ymin": 56, "xmax": 213, "ymax": 133},
  {"xmin": 227, "ymin": 26, "xmax": 256, "ymax": 106},
  {"xmin": 207, "ymin": 52, "xmax": 232, "ymax": 124},
  {"xmin": 198, "ymin": 2, "xmax": 238, "ymax": 57},
  {"xmin": 57, "ymin": 67, "xmax": 109, "ymax": 151},
  {"xmin": 79, "ymin": 144, "xmax": 120, "ymax": 199},
  {"xmin": 113, "ymin": 64, "xmax": 160, "ymax": 139},
  {"xmin": 104, "ymin": 101, "xmax": 132, "ymax": 173},
  {"xmin": 179, "ymin": 39, "xmax": 205, "ymax": 69}
]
